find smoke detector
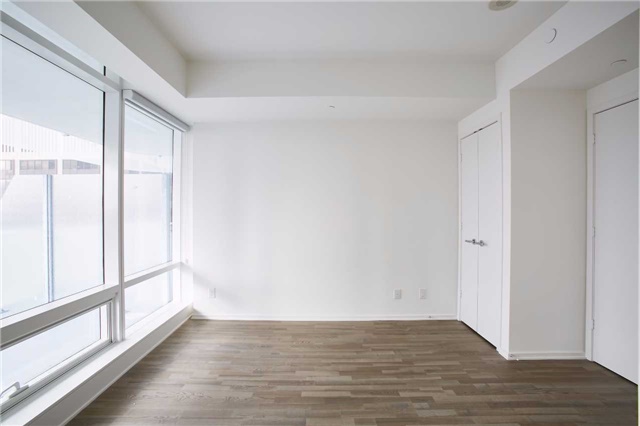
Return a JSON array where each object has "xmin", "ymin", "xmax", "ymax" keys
[{"xmin": 489, "ymin": 0, "xmax": 517, "ymax": 11}]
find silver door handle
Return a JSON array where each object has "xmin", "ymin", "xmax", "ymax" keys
[
  {"xmin": 477, "ymin": 240, "xmax": 486, "ymax": 247},
  {"xmin": 464, "ymin": 239, "xmax": 477, "ymax": 244}
]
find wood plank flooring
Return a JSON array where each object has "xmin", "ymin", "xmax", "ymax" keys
[{"xmin": 70, "ymin": 320, "xmax": 637, "ymax": 425}]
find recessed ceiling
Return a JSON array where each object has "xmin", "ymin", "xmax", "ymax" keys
[
  {"xmin": 517, "ymin": 10, "xmax": 639, "ymax": 90},
  {"xmin": 136, "ymin": 1, "xmax": 566, "ymax": 62}
]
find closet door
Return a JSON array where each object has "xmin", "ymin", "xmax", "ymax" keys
[
  {"xmin": 460, "ymin": 133, "xmax": 479, "ymax": 329},
  {"xmin": 593, "ymin": 99, "xmax": 638, "ymax": 383},
  {"xmin": 477, "ymin": 122, "xmax": 502, "ymax": 347}
]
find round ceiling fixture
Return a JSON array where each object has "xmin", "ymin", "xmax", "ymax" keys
[
  {"xmin": 610, "ymin": 59, "xmax": 628, "ymax": 67},
  {"xmin": 489, "ymin": 0, "xmax": 517, "ymax": 11}
]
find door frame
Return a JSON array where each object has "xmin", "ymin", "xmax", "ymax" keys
[
  {"xmin": 585, "ymin": 92, "xmax": 638, "ymax": 361},
  {"xmin": 457, "ymin": 115, "xmax": 502, "ymax": 332}
]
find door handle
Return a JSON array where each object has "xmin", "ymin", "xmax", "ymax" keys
[
  {"xmin": 464, "ymin": 239, "xmax": 477, "ymax": 244},
  {"xmin": 477, "ymin": 240, "xmax": 486, "ymax": 247}
]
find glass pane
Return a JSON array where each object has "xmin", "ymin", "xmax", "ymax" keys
[
  {"xmin": 0, "ymin": 306, "xmax": 107, "ymax": 400},
  {"xmin": 0, "ymin": 177, "xmax": 47, "ymax": 316},
  {"xmin": 124, "ymin": 106, "xmax": 173, "ymax": 276},
  {"xmin": 125, "ymin": 272, "xmax": 173, "ymax": 328},
  {"xmin": 0, "ymin": 38, "xmax": 104, "ymax": 319},
  {"xmin": 53, "ymin": 175, "xmax": 103, "ymax": 299}
]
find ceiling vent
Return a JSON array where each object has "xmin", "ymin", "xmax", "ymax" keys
[{"xmin": 489, "ymin": 0, "xmax": 517, "ymax": 11}]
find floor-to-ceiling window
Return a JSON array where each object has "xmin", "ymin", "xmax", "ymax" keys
[
  {"xmin": 0, "ymin": 12, "xmax": 187, "ymax": 413},
  {"xmin": 0, "ymin": 34, "xmax": 110, "ymax": 410},
  {"xmin": 123, "ymin": 105, "xmax": 178, "ymax": 329}
]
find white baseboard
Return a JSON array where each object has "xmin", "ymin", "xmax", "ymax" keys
[
  {"xmin": 506, "ymin": 351, "xmax": 586, "ymax": 361},
  {"xmin": 191, "ymin": 313, "xmax": 457, "ymax": 321},
  {"xmin": 497, "ymin": 347, "xmax": 510, "ymax": 360}
]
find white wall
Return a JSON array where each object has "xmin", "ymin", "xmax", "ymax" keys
[
  {"xmin": 191, "ymin": 121, "xmax": 458, "ymax": 320},
  {"xmin": 509, "ymin": 90, "xmax": 587, "ymax": 357}
]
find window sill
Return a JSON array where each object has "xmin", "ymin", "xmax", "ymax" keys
[{"xmin": 1, "ymin": 302, "xmax": 192, "ymax": 426}]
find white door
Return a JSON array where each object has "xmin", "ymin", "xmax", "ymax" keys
[
  {"xmin": 593, "ymin": 99, "xmax": 638, "ymax": 384},
  {"xmin": 477, "ymin": 122, "xmax": 502, "ymax": 347},
  {"xmin": 460, "ymin": 133, "xmax": 479, "ymax": 329}
]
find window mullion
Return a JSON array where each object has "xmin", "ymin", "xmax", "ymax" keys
[
  {"xmin": 172, "ymin": 131, "xmax": 182, "ymax": 303},
  {"xmin": 0, "ymin": 286, "xmax": 118, "ymax": 349},
  {"xmin": 103, "ymin": 90, "xmax": 125, "ymax": 342},
  {"xmin": 45, "ymin": 174, "xmax": 54, "ymax": 303}
]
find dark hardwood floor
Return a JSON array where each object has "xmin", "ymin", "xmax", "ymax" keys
[{"xmin": 70, "ymin": 320, "xmax": 637, "ymax": 425}]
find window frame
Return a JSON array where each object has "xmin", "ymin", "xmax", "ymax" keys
[
  {"xmin": 0, "ymin": 11, "xmax": 120, "ymax": 412},
  {"xmin": 122, "ymin": 102, "xmax": 176, "ymax": 277},
  {"xmin": 0, "ymin": 9, "xmax": 189, "ymax": 413},
  {"xmin": 121, "ymin": 92, "xmax": 185, "ymax": 333},
  {"xmin": 0, "ymin": 303, "xmax": 112, "ymax": 413}
]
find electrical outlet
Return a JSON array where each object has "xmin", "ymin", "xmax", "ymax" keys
[
  {"xmin": 209, "ymin": 288, "xmax": 216, "ymax": 299},
  {"xmin": 419, "ymin": 288, "xmax": 427, "ymax": 299},
  {"xmin": 393, "ymin": 289, "xmax": 402, "ymax": 300}
]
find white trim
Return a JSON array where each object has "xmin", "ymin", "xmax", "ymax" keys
[
  {"xmin": 192, "ymin": 313, "xmax": 457, "ymax": 322},
  {"xmin": 505, "ymin": 351, "xmax": 586, "ymax": 361},
  {"xmin": 123, "ymin": 90, "xmax": 190, "ymax": 132},
  {"xmin": 585, "ymin": 72, "xmax": 638, "ymax": 362},
  {"xmin": 0, "ymin": 303, "xmax": 192, "ymax": 426},
  {"xmin": 0, "ymin": 286, "xmax": 118, "ymax": 349},
  {"xmin": 124, "ymin": 261, "xmax": 181, "ymax": 289}
]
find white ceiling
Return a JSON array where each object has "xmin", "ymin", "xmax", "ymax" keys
[
  {"xmin": 517, "ymin": 10, "xmax": 639, "ymax": 90},
  {"xmin": 136, "ymin": 1, "xmax": 566, "ymax": 63}
]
